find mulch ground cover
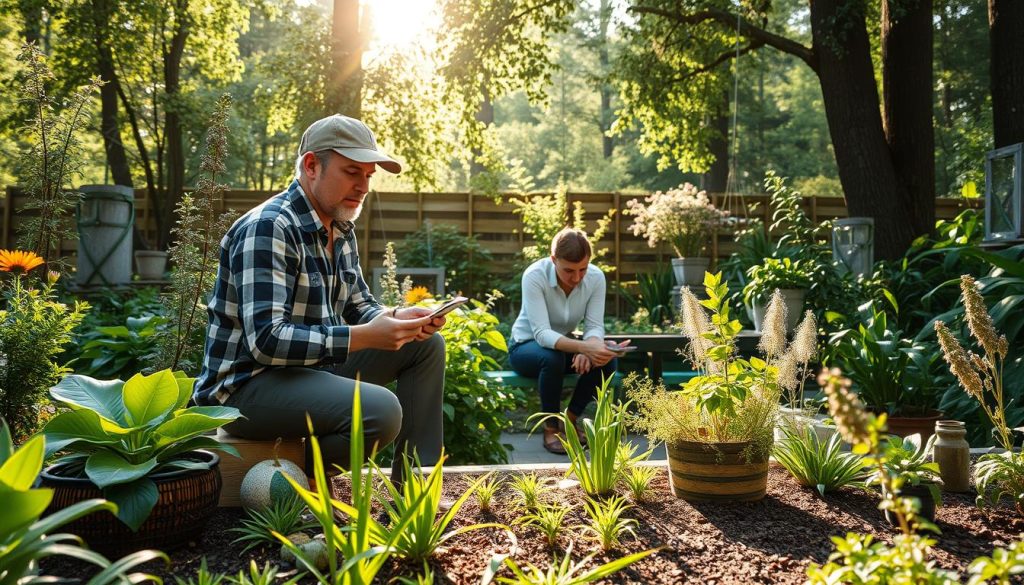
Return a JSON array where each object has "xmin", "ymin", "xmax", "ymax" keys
[{"xmin": 42, "ymin": 464, "xmax": 1023, "ymax": 584}]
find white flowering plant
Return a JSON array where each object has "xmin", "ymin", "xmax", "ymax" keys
[
  {"xmin": 627, "ymin": 274, "xmax": 816, "ymax": 456},
  {"xmin": 625, "ymin": 183, "xmax": 727, "ymax": 258}
]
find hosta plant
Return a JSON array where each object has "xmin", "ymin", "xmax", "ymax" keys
[
  {"xmin": 41, "ymin": 369, "xmax": 241, "ymax": 530},
  {"xmin": 773, "ymin": 424, "xmax": 867, "ymax": 497},
  {"xmin": 0, "ymin": 420, "xmax": 166, "ymax": 585}
]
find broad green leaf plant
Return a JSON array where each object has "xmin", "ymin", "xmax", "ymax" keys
[
  {"xmin": 41, "ymin": 369, "xmax": 241, "ymax": 530},
  {"xmin": 0, "ymin": 420, "xmax": 167, "ymax": 585}
]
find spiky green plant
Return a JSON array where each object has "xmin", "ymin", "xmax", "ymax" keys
[
  {"xmin": 513, "ymin": 503, "xmax": 572, "ymax": 547},
  {"xmin": 508, "ymin": 472, "xmax": 550, "ymax": 511},
  {"xmin": 619, "ymin": 464, "xmax": 659, "ymax": 502},
  {"xmin": 773, "ymin": 424, "xmax": 868, "ymax": 497},
  {"xmin": 531, "ymin": 376, "xmax": 639, "ymax": 497},
  {"xmin": 484, "ymin": 543, "xmax": 660, "ymax": 585},
  {"xmin": 577, "ymin": 495, "xmax": 637, "ymax": 552},
  {"xmin": 226, "ymin": 561, "xmax": 302, "ymax": 585},
  {"xmin": 229, "ymin": 494, "xmax": 314, "ymax": 552},
  {"xmin": 475, "ymin": 472, "xmax": 502, "ymax": 512},
  {"xmin": 174, "ymin": 558, "xmax": 226, "ymax": 585},
  {"xmin": 374, "ymin": 452, "xmax": 508, "ymax": 563}
]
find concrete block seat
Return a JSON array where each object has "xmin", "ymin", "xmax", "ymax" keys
[{"xmin": 213, "ymin": 429, "xmax": 306, "ymax": 507}]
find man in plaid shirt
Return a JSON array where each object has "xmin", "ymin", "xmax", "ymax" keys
[{"xmin": 195, "ymin": 115, "xmax": 447, "ymax": 481}]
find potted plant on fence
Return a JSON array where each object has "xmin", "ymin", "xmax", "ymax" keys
[
  {"xmin": 742, "ymin": 257, "xmax": 813, "ymax": 332},
  {"xmin": 38, "ymin": 368, "xmax": 241, "ymax": 555},
  {"xmin": 626, "ymin": 273, "xmax": 816, "ymax": 502},
  {"xmin": 625, "ymin": 183, "xmax": 727, "ymax": 287},
  {"xmin": 826, "ymin": 306, "xmax": 944, "ymax": 439}
]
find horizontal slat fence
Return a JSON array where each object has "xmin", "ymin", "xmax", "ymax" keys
[{"xmin": 1, "ymin": 186, "xmax": 983, "ymax": 314}]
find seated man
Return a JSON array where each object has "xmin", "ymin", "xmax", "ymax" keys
[
  {"xmin": 508, "ymin": 228, "xmax": 619, "ymax": 454},
  {"xmin": 194, "ymin": 114, "xmax": 446, "ymax": 481}
]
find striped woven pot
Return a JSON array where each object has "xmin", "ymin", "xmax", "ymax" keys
[
  {"xmin": 666, "ymin": 439, "xmax": 769, "ymax": 502},
  {"xmin": 39, "ymin": 449, "xmax": 222, "ymax": 556}
]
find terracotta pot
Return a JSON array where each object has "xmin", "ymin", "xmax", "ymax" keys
[
  {"xmin": 38, "ymin": 450, "xmax": 222, "ymax": 556},
  {"xmin": 885, "ymin": 410, "xmax": 944, "ymax": 442},
  {"xmin": 666, "ymin": 439, "xmax": 769, "ymax": 502}
]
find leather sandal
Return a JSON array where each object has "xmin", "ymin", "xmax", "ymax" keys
[
  {"xmin": 542, "ymin": 426, "xmax": 567, "ymax": 455},
  {"xmin": 566, "ymin": 412, "xmax": 588, "ymax": 447}
]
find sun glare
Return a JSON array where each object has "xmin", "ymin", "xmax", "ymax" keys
[{"xmin": 362, "ymin": 0, "xmax": 440, "ymax": 52}]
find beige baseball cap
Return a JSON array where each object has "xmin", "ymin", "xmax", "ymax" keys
[{"xmin": 298, "ymin": 114, "xmax": 402, "ymax": 174}]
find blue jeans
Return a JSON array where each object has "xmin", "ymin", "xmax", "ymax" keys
[{"xmin": 508, "ymin": 340, "xmax": 617, "ymax": 427}]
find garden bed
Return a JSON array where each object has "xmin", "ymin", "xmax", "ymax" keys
[{"xmin": 42, "ymin": 464, "xmax": 1022, "ymax": 584}]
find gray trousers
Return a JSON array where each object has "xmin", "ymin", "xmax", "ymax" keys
[{"xmin": 222, "ymin": 333, "xmax": 445, "ymax": 481}]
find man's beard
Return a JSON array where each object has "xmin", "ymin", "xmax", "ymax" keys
[{"xmin": 334, "ymin": 204, "xmax": 362, "ymax": 223}]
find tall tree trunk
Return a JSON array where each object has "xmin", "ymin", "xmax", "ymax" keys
[
  {"xmin": 469, "ymin": 87, "xmax": 493, "ymax": 177},
  {"xmin": 598, "ymin": 0, "xmax": 613, "ymax": 159},
  {"xmin": 989, "ymin": 0, "xmax": 1024, "ymax": 147},
  {"xmin": 328, "ymin": 0, "xmax": 364, "ymax": 117},
  {"xmin": 882, "ymin": 0, "xmax": 935, "ymax": 239},
  {"xmin": 91, "ymin": 0, "xmax": 133, "ymax": 187},
  {"xmin": 810, "ymin": 0, "xmax": 911, "ymax": 261},
  {"xmin": 160, "ymin": 0, "xmax": 190, "ymax": 250},
  {"xmin": 702, "ymin": 90, "xmax": 730, "ymax": 194}
]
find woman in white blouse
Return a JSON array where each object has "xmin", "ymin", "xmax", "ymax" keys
[{"xmin": 508, "ymin": 228, "xmax": 619, "ymax": 454}]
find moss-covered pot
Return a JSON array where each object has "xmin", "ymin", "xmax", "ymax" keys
[
  {"xmin": 666, "ymin": 439, "xmax": 769, "ymax": 502},
  {"xmin": 38, "ymin": 449, "xmax": 221, "ymax": 556}
]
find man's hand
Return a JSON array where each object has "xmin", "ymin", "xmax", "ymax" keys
[
  {"xmin": 349, "ymin": 310, "xmax": 433, "ymax": 352},
  {"xmin": 395, "ymin": 306, "xmax": 447, "ymax": 340},
  {"xmin": 580, "ymin": 336, "xmax": 616, "ymax": 367}
]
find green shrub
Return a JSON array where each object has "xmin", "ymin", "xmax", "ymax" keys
[
  {"xmin": 0, "ymin": 263, "xmax": 87, "ymax": 439},
  {"xmin": 439, "ymin": 292, "xmax": 525, "ymax": 464},
  {"xmin": 399, "ymin": 222, "xmax": 493, "ymax": 296},
  {"xmin": 73, "ymin": 314, "xmax": 168, "ymax": 379}
]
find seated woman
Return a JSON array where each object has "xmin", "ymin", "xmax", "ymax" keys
[{"xmin": 509, "ymin": 227, "xmax": 619, "ymax": 454}]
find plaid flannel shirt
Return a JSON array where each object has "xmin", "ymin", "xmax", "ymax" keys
[{"xmin": 194, "ymin": 179, "xmax": 384, "ymax": 405}]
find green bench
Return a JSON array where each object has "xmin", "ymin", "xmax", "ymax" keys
[{"xmin": 482, "ymin": 370, "xmax": 697, "ymax": 391}]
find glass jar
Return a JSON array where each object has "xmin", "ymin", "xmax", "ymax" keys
[{"xmin": 932, "ymin": 420, "xmax": 971, "ymax": 492}]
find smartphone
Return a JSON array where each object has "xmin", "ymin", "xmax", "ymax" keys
[
  {"xmin": 611, "ymin": 346, "xmax": 638, "ymax": 355},
  {"xmin": 429, "ymin": 296, "xmax": 469, "ymax": 318}
]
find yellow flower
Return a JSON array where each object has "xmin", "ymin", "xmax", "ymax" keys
[
  {"xmin": 0, "ymin": 249, "xmax": 44, "ymax": 274},
  {"xmin": 405, "ymin": 286, "xmax": 432, "ymax": 304}
]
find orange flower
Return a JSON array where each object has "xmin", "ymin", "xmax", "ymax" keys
[
  {"xmin": 405, "ymin": 286, "xmax": 432, "ymax": 304},
  {"xmin": 0, "ymin": 249, "xmax": 44, "ymax": 274}
]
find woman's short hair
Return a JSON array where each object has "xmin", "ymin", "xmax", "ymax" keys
[{"xmin": 550, "ymin": 228, "xmax": 592, "ymax": 263}]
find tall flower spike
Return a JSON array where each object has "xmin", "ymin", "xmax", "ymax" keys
[
  {"xmin": 790, "ymin": 310, "xmax": 817, "ymax": 364},
  {"xmin": 959, "ymin": 275, "xmax": 1006, "ymax": 361},
  {"xmin": 818, "ymin": 368, "xmax": 870, "ymax": 447},
  {"xmin": 679, "ymin": 286, "xmax": 713, "ymax": 365},
  {"xmin": 775, "ymin": 351, "xmax": 799, "ymax": 393},
  {"xmin": 758, "ymin": 289, "xmax": 787, "ymax": 359},
  {"xmin": 934, "ymin": 321, "xmax": 985, "ymax": 402}
]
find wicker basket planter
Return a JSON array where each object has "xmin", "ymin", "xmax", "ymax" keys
[
  {"xmin": 38, "ymin": 450, "xmax": 222, "ymax": 556},
  {"xmin": 666, "ymin": 439, "xmax": 769, "ymax": 502}
]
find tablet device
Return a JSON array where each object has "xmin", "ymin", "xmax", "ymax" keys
[{"xmin": 429, "ymin": 296, "xmax": 469, "ymax": 318}]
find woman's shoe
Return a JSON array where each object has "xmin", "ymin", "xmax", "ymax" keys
[
  {"xmin": 566, "ymin": 411, "xmax": 588, "ymax": 446},
  {"xmin": 542, "ymin": 426, "xmax": 567, "ymax": 454}
]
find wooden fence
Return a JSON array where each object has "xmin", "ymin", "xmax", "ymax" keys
[{"xmin": 1, "ymin": 186, "xmax": 983, "ymax": 312}]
